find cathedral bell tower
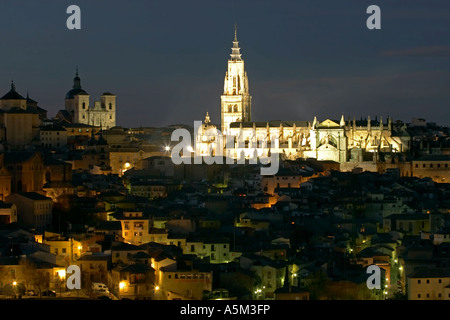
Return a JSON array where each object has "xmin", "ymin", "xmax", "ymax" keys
[{"xmin": 221, "ymin": 26, "xmax": 252, "ymax": 135}]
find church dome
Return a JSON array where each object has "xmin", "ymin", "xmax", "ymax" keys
[{"xmin": 65, "ymin": 70, "xmax": 88, "ymax": 99}]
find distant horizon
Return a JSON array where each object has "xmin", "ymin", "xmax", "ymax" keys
[
  {"xmin": 3, "ymin": 78, "xmax": 449, "ymax": 129},
  {"xmin": 1, "ymin": 1, "xmax": 449, "ymax": 128}
]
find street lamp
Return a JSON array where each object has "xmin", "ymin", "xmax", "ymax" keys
[
  {"xmin": 58, "ymin": 270, "xmax": 66, "ymax": 297},
  {"xmin": 12, "ymin": 281, "xmax": 17, "ymax": 299},
  {"xmin": 119, "ymin": 281, "xmax": 127, "ymax": 298}
]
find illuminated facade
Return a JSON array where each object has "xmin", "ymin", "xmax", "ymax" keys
[
  {"xmin": 196, "ymin": 29, "xmax": 406, "ymax": 164},
  {"xmin": 220, "ymin": 28, "xmax": 252, "ymax": 135},
  {"xmin": 61, "ymin": 70, "xmax": 116, "ymax": 129}
]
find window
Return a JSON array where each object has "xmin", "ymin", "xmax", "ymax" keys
[
  {"xmin": 426, "ymin": 279, "xmax": 430, "ymax": 284},
  {"xmin": 418, "ymin": 294, "xmax": 421, "ymax": 298},
  {"xmin": 418, "ymin": 280, "xmax": 421, "ymax": 284},
  {"xmin": 439, "ymin": 279, "xmax": 442, "ymax": 283}
]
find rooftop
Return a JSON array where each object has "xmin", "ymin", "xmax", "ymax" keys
[{"xmin": 409, "ymin": 268, "xmax": 450, "ymax": 279}]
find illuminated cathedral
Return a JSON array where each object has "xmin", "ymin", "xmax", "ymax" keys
[{"xmin": 195, "ymin": 28, "xmax": 407, "ymax": 164}]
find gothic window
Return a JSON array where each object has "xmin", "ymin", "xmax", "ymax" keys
[
  {"xmin": 82, "ymin": 102, "xmax": 86, "ymax": 109},
  {"xmin": 233, "ymin": 105, "xmax": 238, "ymax": 113},
  {"xmin": 109, "ymin": 103, "xmax": 112, "ymax": 110},
  {"xmin": 228, "ymin": 105, "xmax": 232, "ymax": 113}
]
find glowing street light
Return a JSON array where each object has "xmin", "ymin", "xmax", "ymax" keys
[
  {"xmin": 12, "ymin": 281, "xmax": 17, "ymax": 299},
  {"xmin": 58, "ymin": 270, "xmax": 66, "ymax": 297},
  {"xmin": 58, "ymin": 270, "xmax": 66, "ymax": 279}
]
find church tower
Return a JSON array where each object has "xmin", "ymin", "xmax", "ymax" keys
[
  {"xmin": 65, "ymin": 69, "xmax": 90, "ymax": 124},
  {"xmin": 221, "ymin": 27, "xmax": 252, "ymax": 135}
]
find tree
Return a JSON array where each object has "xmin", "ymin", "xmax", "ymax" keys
[
  {"xmin": 31, "ymin": 270, "xmax": 50, "ymax": 297},
  {"xmin": 304, "ymin": 270, "xmax": 328, "ymax": 300}
]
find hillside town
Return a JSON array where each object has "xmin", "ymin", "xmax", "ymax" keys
[
  {"xmin": 0, "ymin": 78, "xmax": 448, "ymax": 300},
  {"xmin": 0, "ymin": 29, "xmax": 449, "ymax": 300}
]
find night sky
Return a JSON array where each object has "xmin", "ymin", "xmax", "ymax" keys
[{"xmin": 1, "ymin": 0, "xmax": 450, "ymax": 128}]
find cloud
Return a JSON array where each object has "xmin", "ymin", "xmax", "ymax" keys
[{"xmin": 380, "ymin": 46, "xmax": 450, "ymax": 57}]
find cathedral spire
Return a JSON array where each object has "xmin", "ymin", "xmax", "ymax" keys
[{"xmin": 230, "ymin": 25, "xmax": 242, "ymax": 61}]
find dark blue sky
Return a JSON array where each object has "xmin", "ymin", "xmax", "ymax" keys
[{"xmin": 1, "ymin": 0, "xmax": 450, "ymax": 127}]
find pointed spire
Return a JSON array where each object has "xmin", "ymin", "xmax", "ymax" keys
[
  {"xmin": 73, "ymin": 67, "xmax": 81, "ymax": 89},
  {"xmin": 11, "ymin": 80, "xmax": 15, "ymax": 92},
  {"xmin": 340, "ymin": 114, "xmax": 345, "ymax": 127},
  {"xmin": 230, "ymin": 25, "xmax": 242, "ymax": 61}
]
